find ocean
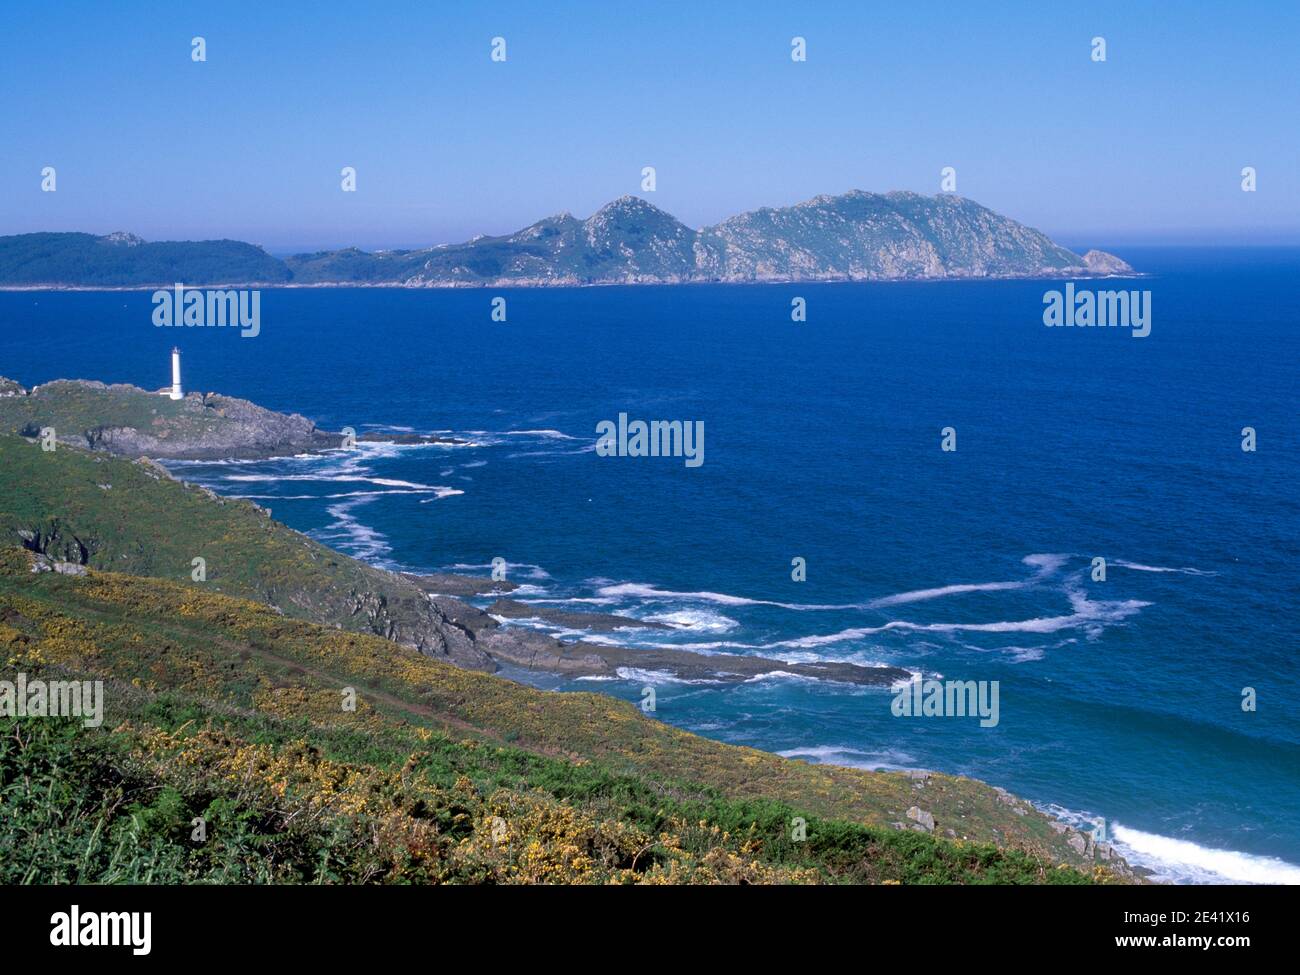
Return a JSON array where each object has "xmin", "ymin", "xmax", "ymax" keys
[{"xmin": 2, "ymin": 245, "xmax": 1297, "ymax": 884}]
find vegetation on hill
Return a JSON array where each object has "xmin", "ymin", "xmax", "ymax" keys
[
  {"xmin": 0, "ymin": 549, "xmax": 1125, "ymax": 884},
  {"xmin": 0, "ymin": 378, "xmax": 337, "ymax": 460},
  {"xmin": 0, "ymin": 433, "xmax": 492, "ymax": 668},
  {"xmin": 0, "ymin": 232, "xmax": 289, "ymax": 287}
]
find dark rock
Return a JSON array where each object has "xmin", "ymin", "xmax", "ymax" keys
[{"xmin": 402, "ymin": 573, "xmax": 519, "ymax": 597}]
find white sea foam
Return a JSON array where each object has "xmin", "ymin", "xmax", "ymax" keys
[
  {"xmin": 594, "ymin": 582, "xmax": 854, "ymax": 611},
  {"xmin": 1109, "ymin": 825, "xmax": 1300, "ymax": 885},
  {"xmin": 643, "ymin": 609, "xmax": 739, "ymax": 633},
  {"xmin": 597, "ymin": 553, "xmax": 1076, "ymax": 616},
  {"xmin": 310, "ymin": 496, "xmax": 391, "ymax": 565},
  {"xmin": 637, "ymin": 639, "xmax": 758, "ymax": 653},
  {"xmin": 1043, "ymin": 803, "xmax": 1300, "ymax": 885},
  {"xmin": 504, "ymin": 429, "xmax": 577, "ymax": 440},
  {"xmin": 740, "ymin": 670, "xmax": 826, "ymax": 685},
  {"xmin": 867, "ymin": 580, "xmax": 1026, "ymax": 608},
  {"xmin": 235, "ymin": 489, "xmax": 448, "ymax": 500},
  {"xmin": 767, "ymin": 586, "xmax": 1149, "ymax": 648},
  {"xmin": 777, "ymin": 648, "xmax": 900, "ymax": 670},
  {"xmin": 778, "ymin": 745, "xmax": 922, "ymax": 773},
  {"xmin": 1113, "ymin": 560, "xmax": 1216, "ymax": 576},
  {"xmin": 507, "ymin": 583, "xmax": 549, "ymax": 596},
  {"xmin": 865, "ymin": 553, "xmax": 1068, "ymax": 608},
  {"xmin": 418, "ymin": 489, "xmax": 465, "ymax": 501},
  {"xmin": 613, "ymin": 667, "xmax": 722, "ymax": 686},
  {"xmin": 446, "ymin": 561, "xmax": 551, "ymax": 580},
  {"xmin": 1022, "ymin": 553, "xmax": 1071, "ymax": 574},
  {"xmin": 518, "ymin": 596, "xmax": 621, "ymax": 607},
  {"xmin": 504, "ymin": 445, "xmax": 596, "ymax": 459},
  {"xmin": 999, "ymin": 645, "xmax": 1045, "ymax": 662},
  {"xmin": 223, "ymin": 473, "xmax": 444, "ymax": 491},
  {"xmin": 491, "ymin": 616, "xmax": 613, "ymax": 642},
  {"xmin": 160, "ymin": 456, "xmax": 268, "ymax": 467}
]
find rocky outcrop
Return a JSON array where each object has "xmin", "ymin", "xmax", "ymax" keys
[
  {"xmin": 906, "ymin": 806, "xmax": 936, "ymax": 831},
  {"xmin": 1082, "ymin": 248, "xmax": 1134, "ymax": 275},
  {"xmin": 16, "ymin": 522, "xmax": 98, "ymax": 565},
  {"xmin": 0, "ymin": 380, "xmax": 349, "ymax": 460},
  {"xmin": 86, "ymin": 388, "xmax": 339, "ymax": 459},
  {"xmin": 0, "ymin": 380, "xmax": 471, "ymax": 461},
  {"xmin": 426, "ymin": 594, "xmax": 913, "ymax": 686},
  {"xmin": 402, "ymin": 573, "xmax": 519, "ymax": 597}
]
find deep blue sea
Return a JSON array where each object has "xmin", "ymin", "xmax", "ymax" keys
[{"xmin": 3, "ymin": 246, "xmax": 1297, "ymax": 884}]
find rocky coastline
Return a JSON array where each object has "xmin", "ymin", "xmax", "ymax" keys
[{"xmin": 0, "ymin": 377, "xmax": 465, "ymax": 461}]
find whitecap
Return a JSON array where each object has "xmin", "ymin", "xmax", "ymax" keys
[
  {"xmin": 503, "ymin": 429, "xmax": 578, "ymax": 440},
  {"xmin": 613, "ymin": 667, "xmax": 724, "ymax": 686},
  {"xmin": 778, "ymin": 745, "xmax": 922, "ymax": 773},
  {"xmin": 1113, "ymin": 560, "xmax": 1216, "ymax": 576},
  {"xmin": 643, "ymin": 608, "xmax": 739, "ymax": 633},
  {"xmin": 445, "ymin": 561, "xmax": 551, "ymax": 580}
]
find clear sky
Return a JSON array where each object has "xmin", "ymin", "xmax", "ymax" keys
[{"xmin": 2, "ymin": 0, "xmax": 1297, "ymax": 252}]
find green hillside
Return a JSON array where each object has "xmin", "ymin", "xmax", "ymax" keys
[
  {"xmin": 0, "ymin": 232, "xmax": 290, "ymax": 287},
  {"xmin": 0, "ymin": 433, "xmax": 491, "ymax": 668}
]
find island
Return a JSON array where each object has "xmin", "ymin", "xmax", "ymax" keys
[{"xmin": 0, "ymin": 191, "xmax": 1132, "ymax": 289}]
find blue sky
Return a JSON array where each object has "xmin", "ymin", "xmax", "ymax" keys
[{"xmin": 2, "ymin": 0, "xmax": 1297, "ymax": 251}]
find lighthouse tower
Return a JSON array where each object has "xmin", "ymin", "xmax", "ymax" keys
[{"xmin": 169, "ymin": 347, "xmax": 183, "ymax": 400}]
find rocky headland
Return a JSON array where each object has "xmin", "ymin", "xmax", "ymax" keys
[{"xmin": 0, "ymin": 377, "xmax": 464, "ymax": 461}]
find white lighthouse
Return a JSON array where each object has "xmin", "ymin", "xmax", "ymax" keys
[{"xmin": 169, "ymin": 347, "xmax": 183, "ymax": 400}]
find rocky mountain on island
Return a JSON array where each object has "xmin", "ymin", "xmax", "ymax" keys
[{"xmin": 0, "ymin": 192, "xmax": 1132, "ymax": 288}]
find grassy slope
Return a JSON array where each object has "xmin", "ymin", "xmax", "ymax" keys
[
  {"xmin": 0, "ymin": 381, "xmax": 220, "ymax": 438},
  {"xmin": 0, "ymin": 558, "xmax": 1120, "ymax": 884},
  {"xmin": 0, "ymin": 433, "xmax": 452, "ymax": 655},
  {"xmin": 0, "ymin": 434, "xmax": 1127, "ymax": 883}
]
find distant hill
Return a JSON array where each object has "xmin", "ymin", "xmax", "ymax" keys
[
  {"xmin": 0, "ymin": 192, "xmax": 1132, "ymax": 288},
  {"xmin": 0, "ymin": 231, "xmax": 290, "ymax": 287}
]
